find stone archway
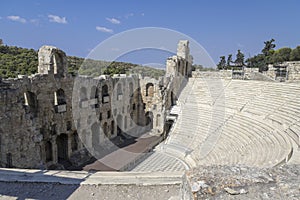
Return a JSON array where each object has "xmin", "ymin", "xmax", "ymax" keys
[
  {"xmin": 102, "ymin": 84, "xmax": 109, "ymax": 104},
  {"xmin": 146, "ymin": 83, "xmax": 154, "ymax": 97},
  {"xmin": 45, "ymin": 141, "xmax": 53, "ymax": 162},
  {"xmin": 24, "ymin": 91, "xmax": 38, "ymax": 116},
  {"xmin": 54, "ymin": 88, "xmax": 66, "ymax": 105},
  {"xmin": 91, "ymin": 123, "xmax": 100, "ymax": 147},
  {"xmin": 145, "ymin": 111, "xmax": 153, "ymax": 130},
  {"xmin": 117, "ymin": 114, "xmax": 123, "ymax": 136},
  {"xmin": 71, "ymin": 131, "xmax": 79, "ymax": 152},
  {"xmin": 171, "ymin": 91, "xmax": 176, "ymax": 106},
  {"xmin": 110, "ymin": 121, "xmax": 114, "ymax": 136},
  {"xmin": 56, "ymin": 134, "xmax": 68, "ymax": 163}
]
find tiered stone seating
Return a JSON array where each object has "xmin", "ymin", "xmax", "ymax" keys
[
  {"xmin": 163, "ymin": 79, "xmax": 234, "ymax": 159},
  {"xmin": 175, "ymin": 79, "xmax": 298, "ymax": 167},
  {"xmin": 287, "ymin": 123, "xmax": 300, "ymax": 146},
  {"xmin": 221, "ymin": 80, "xmax": 266, "ymax": 111},
  {"xmin": 267, "ymin": 95, "xmax": 300, "ymax": 126},
  {"xmin": 196, "ymin": 114, "xmax": 292, "ymax": 167},
  {"xmin": 131, "ymin": 78, "xmax": 300, "ymax": 172},
  {"xmin": 243, "ymin": 83, "xmax": 300, "ymax": 119},
  {"xmin": 130, "ymin": 152, "xmax": 187, "ymax": 172}
]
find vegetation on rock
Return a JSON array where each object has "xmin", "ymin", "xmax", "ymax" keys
[{"xmin": 0, "ymin": 43, "xmax": 165, "ymax": 79}]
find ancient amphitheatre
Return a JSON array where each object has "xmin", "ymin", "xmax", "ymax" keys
[{"xmin": 0, "ymin": 40, "xmax": 300, "ymax": 199}]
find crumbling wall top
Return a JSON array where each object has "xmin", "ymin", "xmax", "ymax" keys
[
  {"xmin": 177, "ymin": 40, "xmax": 190, "ymax": 59},
  {"xmin": 38, "ymin": 45, "xmax": 68, "ymax": 77}
]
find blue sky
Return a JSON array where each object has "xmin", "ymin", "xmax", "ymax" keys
[{"xmin": 1, "ymin": 0, "xmax": 300, "ymax": 67}]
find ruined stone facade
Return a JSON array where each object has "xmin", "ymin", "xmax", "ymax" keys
[
  {"xmin": 0, "ymin": 40, "xmax": 192, "ymax": 169},
  {"xmin": 166, "ymin": 40, "xmax": 193, "ymax": 78},
  {"xmin": 266, "ymin": 61, "xmax": 300, "ymax": 81}
]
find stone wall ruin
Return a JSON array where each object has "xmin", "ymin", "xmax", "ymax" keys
[{"xmin": 0, "ymin": 40, "xmax": 192, "ymax": 169}]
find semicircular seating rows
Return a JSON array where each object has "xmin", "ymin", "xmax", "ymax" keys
[{"xmin": 131, "ymin": 78, "xmax": 300, "ymax": 172}]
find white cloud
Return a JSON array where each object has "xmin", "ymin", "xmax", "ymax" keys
[
  {"xmin": 96, "ymin": 26, "xmax": 113, "ymax": 33},
  {"xmin": 48, "ymin": 14, "xmax": 67, "ymax": 24},
  {"xmin": 7, "ymin": 15, "xmax": 26, "ymax": 23},
  {"xmin": 106, "ymin": 17, "xmax": 120, "ymax": 24},
  {"xmin": 125, "ymin": 13, "xmax": 134, "ymax": 19},
  {"xmin": 141, "ymin": 13, "xmax": 145, "ymax": 16}
]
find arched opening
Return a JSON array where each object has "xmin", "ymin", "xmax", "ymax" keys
[
  {"xmin": 80, "ymin": 87, "xmax": 87, "ymax": 100},
  {"xmin": 90, "ymin": 86, "xmax": 99, "ymax": 108},
  {"xmin": 24, "ymin": 91, "xmax": 38, "ymax": 116},
  {"xmin": 124, "ymin": 116, "xmax": 127, "ymax": 130},
  {"xmin": 145, "ymin": 111, "xmax": 153, "ymax": 130},
  {"xmin": 67, "ymin": 121, "xmax": 72, "ymax": 131},
  {"xmin": 146, "ymin": 83, "xmax": 154, "ymax": 97},
  {"xmin": 53, "ymin": 53, "xmax": 65, "ymax": 76},
  {"xmin": 79, "ymin": 87, "xmax": 87, "ymax": 108},
  {"xmin": 56, "ymin": 134, "xmax": 68, "ymax": 163},
  {"xmin": 117, "ymin": 115, "xmax": 123, "ymax": 136},
  {"xmin": 45, "ymin": 141, "xmax": 53, "ymax": 162},
  {"xmin": 117, "ymin": 83, "xmax": 122, "ymax": 100},
  {"xmin": 110, "ymin": 121, "xmax": 115, "ymax": 136},
  {"xmin": 129, "ymin": 82, "xmax": 134, "ymax": 97},
  {"xmin": 177, "ymin": 60, "xmax": 181, "ymax": 73},
  {"xmin": 6, "ymin": 153, "xmax": 12, "ymax": 168},
  {"xmin": 54, "ymin": 88, "xmax": 66, "ymax": 105},
  {"xmin": 156, "ymin": 114, "xmax": 161, "ymax": 127},
  {"xmin": 91, "ymin": 86, "xmax": 99, "ymax": 99},
  {"xmin": 71, "ymin": 131, "xmax": 79, "ymax": 152},
  {"xmin": 171, "ymin": 91, "xmax": 176, "ymax": 106},
  {"xmin": 102, "ymin": 84, "xmax": 109, "ymax": 104},
  {"xmin": 91, "ymin": 123, "xmax": 100, "ymax": 147},
  {"xmin": 185, "ymin": 62, "xmax": 188, "ymax": 76},
  {"xmin": 180, "ymin": 60, "xmax": 185, "ymax": 76},
  {"xmin": 103, "ymin": 122, "xmax": 108, "ymax": 137}
]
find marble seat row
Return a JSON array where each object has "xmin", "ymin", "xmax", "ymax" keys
[
  {"xmin": 130, "ymin": 78, "xmax": 300, "ymax": 172},
  {"xmin": 196, "ymin": 114, "xmax": 292, "ymax": 167}
]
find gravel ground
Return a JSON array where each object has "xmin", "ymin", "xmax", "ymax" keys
[{"xmin": 0, "ymin": 182, "xmax": 180, "ymax": 200}]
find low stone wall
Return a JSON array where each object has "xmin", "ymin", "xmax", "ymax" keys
[{"xmin": 192, "ymin": 70, "xmax": 232, "ymax": 79}]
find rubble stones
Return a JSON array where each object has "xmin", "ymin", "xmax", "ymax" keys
[{"xmin": 182, "ymin": 165, "xmax": 300, "ymax": 200}]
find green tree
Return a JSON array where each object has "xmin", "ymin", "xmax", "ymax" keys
[
  {"xmin": 234, "ymin": 50, "xmax": 244, "ymax": 66},
  {"xmin": 246, "ymin": 54, "xmax": 267, "ymax": 72},
  {"xmin": 290, "ymin": 46, "xmax": 300, "ymax": 61},
  {"xmin": 227, "ymin": 54, "xmax": 232, "ymax": 67},
  {"xmin": 262, "ymin": 38, "xmax": 276, "ymax": 56},
  {"xmin": 217, "ymin": 56, "xmax": 226, "ymax": 70},
  {"xmin": 271, "ymin": 47, "xmax": 292, "ymax": 63}
]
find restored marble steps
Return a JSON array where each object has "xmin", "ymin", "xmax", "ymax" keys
[{"xmin": 131, "ymin": 78, "xmax": 300, "ymax": 172}]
